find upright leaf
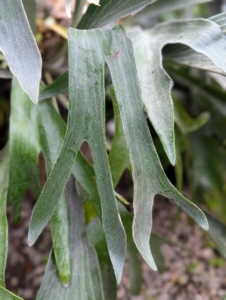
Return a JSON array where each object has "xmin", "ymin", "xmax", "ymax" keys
[
  {"xmin": 0, "ymin": 145, "xmax": 9, "ymax": 287},
  {"xmin": 0, "ymin": 0, "xmax": 41, "ymax": 103},
  {"xmin": 29, "ymin": 27, "xmax": 127, "ymax": 283},
  {"xmin": 36, "ymin": 177, "xmax": 104, "ymax": 300},
  {"xmin": 37, "ymin": 99, "xmax": 71, "ymax": 286},
  {"xmin": 130, "ymin": 19, "xmax": 226, "ymax": 164},
  {"xmin": 29, "ymin": 26, "xmax": 208, "ymax": 277}
]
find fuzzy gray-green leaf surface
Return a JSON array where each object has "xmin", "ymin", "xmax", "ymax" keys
[
  {"xmin": 130, "ymin": 19, "xmax": 226, "ymax": 164},
  {"xmin": 29, "ymin": 25, "xmax": 208, "ymax": 277},
  {"xmin": 36, "ymin": 178, "xmax": 104, "ymax": 300},
  {"xmin": 0, "ymin": 0, "xmax": 41, "ymax": 103}
]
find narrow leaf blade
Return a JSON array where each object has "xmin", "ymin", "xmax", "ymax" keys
[{"xmin": 0, "ymin": 0, "xmax": 41, "ymax": 103}]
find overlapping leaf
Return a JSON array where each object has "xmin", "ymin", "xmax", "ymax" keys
[
  {"xmin": 29, "ymin": 25, "xmax": 208, "ymax": 278},
  {"xmin": 37, "ymin": 97, "xmax": 71, "ymax": 285},
  {"xmin": 0, "ymin": 0, "xmax": 41, "ymax": 103},
  {"xmin": 130, "ymin": 19, "xmax": 226, "ymax": 164},
  {"xmin": 164, "ymin": 13, "xmax": 226, "ymax": 75},
  {"xmin": 8, "ymin": 79, "xmax": 70, "ymax": 285},
  {"xmin": 36, "ymin": 177, "xmax": 104, "ymax": 300},
  {"xmin": 29, "ymin": 27, "xmax": 127, "ymax": 283}
]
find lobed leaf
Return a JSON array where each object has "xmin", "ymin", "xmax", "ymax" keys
[
  {"xmin": 106, "ymin": 26, "xmax": 208, "ymax": 270},
  {"xmin": 163, "ymin": 13, "xmax": 226, "ymax": 75},
  {"xmin": 130, "ymin": 19, "xmax": 226, "ymax": 164},
  {"xmin": 29, "ymin": 25, "xmax": 208, "ymax": 277},
  {"xmin": 0, "ymin": 0, "xmax": 41, "ymax": 103},
  {"xmin": 36, "ymin": 177, "xmax": 104, "ymax": 300}
]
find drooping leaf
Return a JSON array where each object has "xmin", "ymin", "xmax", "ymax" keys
[
  {"xmin": 29, "ymin": 26, "xmax": 208, "ymax": 279},
  {"xmin": 0, "ymin": 0, "xmax": 41, "ymax": 103},
  {"xmin": 163, "ymin": 13, "xmax": 226, "ymax": 76},
  {"xmin": 0, "ymin": 145, "xmax": 9, "ymax": 287},
  {"xmin": 36, "ymin": 177, "xmax": 104, "ymax": 300},
  {"xmin": 87, "ymin": 217, "xmax": 116, "ymax": 300},
  {"xmin": 0, "ymin": 287, "xmax": 23, "ymax": 300},
  {"xmin": 129, "ymin": 19, "xmax": 226, "ymax": 165},
  {"xmin": 78, "ymin": 0, "xmax": 156, "ymax": 29},
  {"xmin": 8, "ymin": 77, "xmax": 41, "ymax": 221}
]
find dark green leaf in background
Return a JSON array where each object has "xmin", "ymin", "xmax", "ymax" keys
[
  {"xmin": 22, "ymin": 0, "xmax": 36, "ymax": 34},
  {"xmin": 8, "ymin": 78, "xmax": 41, "ymax": 222}
]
